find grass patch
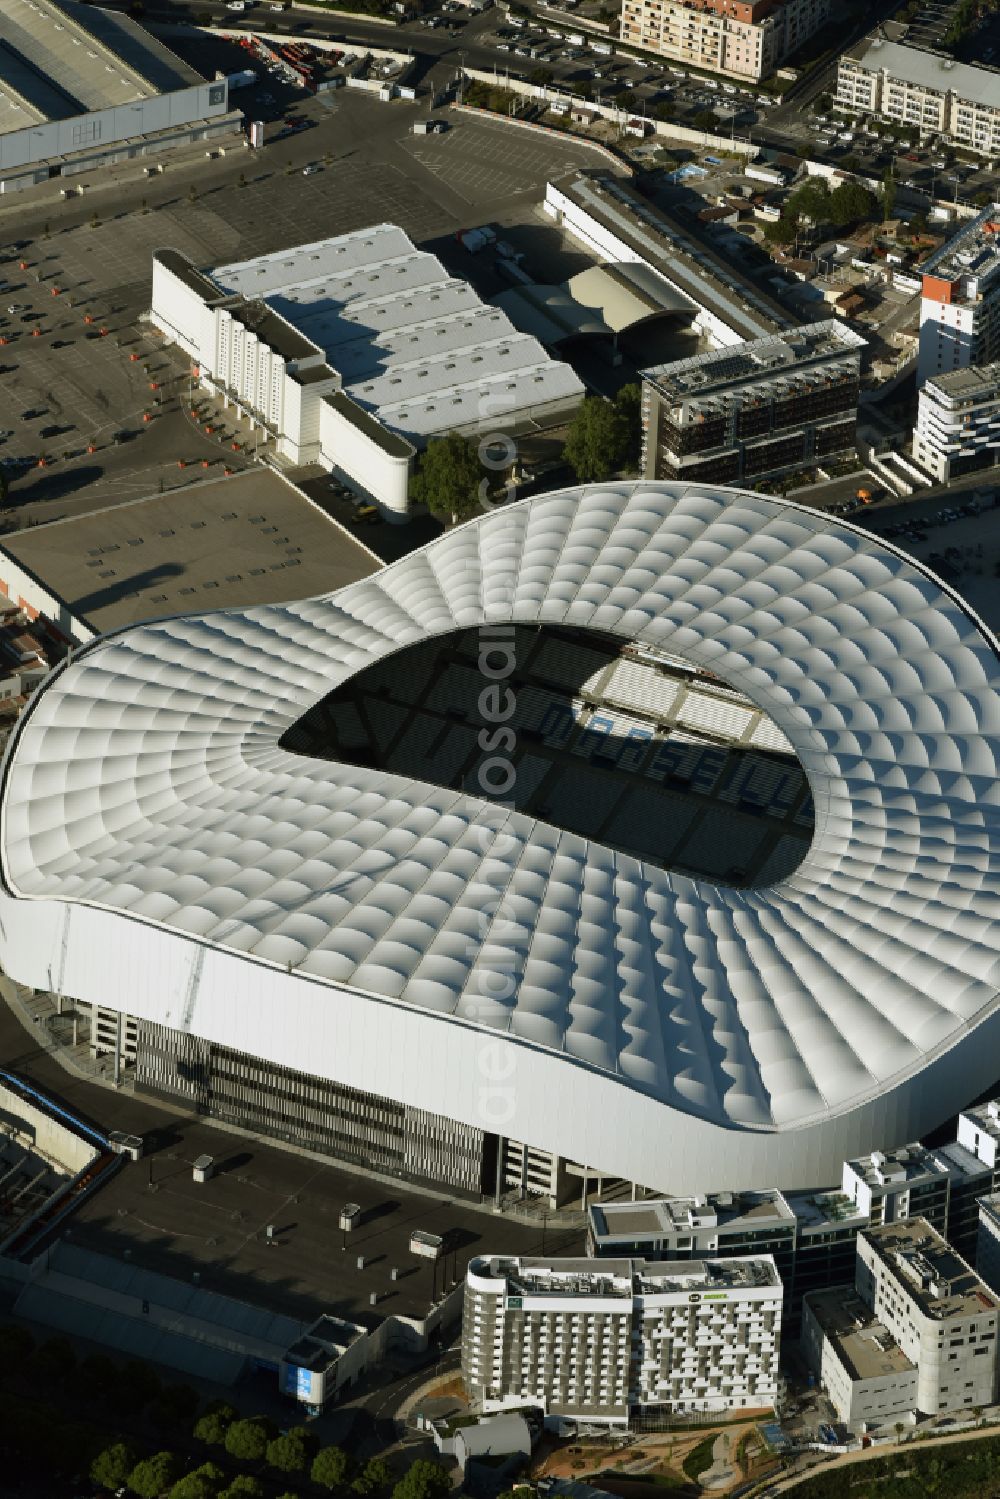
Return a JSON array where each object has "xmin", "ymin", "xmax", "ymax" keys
[{"xmin": 681, "ymin": 1437, "xmax": 716, "ymax": 1484}]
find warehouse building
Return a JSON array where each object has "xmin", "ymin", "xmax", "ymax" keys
[
  {"xmin": 0, "ymin": 0, "xmax": 240, "ymax": 193},
  {"xmin": 544, "ymin": 172, "xmax": 792, "ymax": 349},
  {"xmin": 462, "ymin": 1253, "xmax": 782, "ymax": 1424},
  {"xmin": 150, "ymin": 225, "xmax": 584, "ymax": 519}
]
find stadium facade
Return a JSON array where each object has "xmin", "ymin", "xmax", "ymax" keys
[{"xmin": 2, "ymin": 482, "xmax": 1000, "ymax": 1201}]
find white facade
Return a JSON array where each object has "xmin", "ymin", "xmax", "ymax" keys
[
  {"xmin": 856, "ymin": 1221, "xmax": 1000, "ymax": 1417},
  {"xmin": 913, "ymin": 362, "xmax": 1000, "ymax": 482},
  {"xmin": 917, "ymin": 206, "xmax": 1000, "ymax": 388},
  {"xmin": 842, "ymin": 1146, "xmax": 952, "ymax": 1233},
  {"xmin": 837, "ymin": 35, "xmax": 1000, "ymax": 157},
  {"xmin": 462, "ymin": 1254, "xmax": 781, "ymax": 1423},
  {"xmin": 801, "ymin": 1288, "xmax": 918, "ymax": 1429},
  {"xmin": 4, "ymin": 482, "xmax": 1000, "ymax": 1195},
  {"xmin": 620, "ymin": 0, "xmax": 829, "ymax": 84},
  {"xmin": 150, "ymin": 226, "xmax": 583, "ymax": 519}
]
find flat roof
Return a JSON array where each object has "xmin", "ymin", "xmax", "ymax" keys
[
  {"xmin": 845, "ymin": 33, "xmax": 1000, "ymax": 110},
  {"xmin": 476, "ymin": 1253, "xmax": 780, "ymax": 1297},
  {"xmin": 154, "ymin": 249, "xmax": 228, "ymax": 306},
  {"xmin": 863, "ymin": 1219, "xmax": 998, "ymax": 1320},
  {"xmin": 920, "ymin": 203, "xmax": 1000, "ymax": 290},
  {"xmin": 806, "ymin": 1288, "xmax": 916, "ymax": 1383},
  {"xmin": 845, "ymin": 1143, "xmax": 947, "ymax": 1190},
  {"xmin": 927, "ymin": 362, "xmax": 1000, "ymax": 402},
  {"xmin": 590, "ymin": 1190, "xmax": 795, "ymax": 1242},
  {"xmin": 323, "ymin": 391, "xmax": 415, "ymax": 459},
  {"xmin": 2, "ymin": 471, "xmax": 382, "ymax": 637},
  {"xmin": 643, "ymin": 321, "xmax": 865, "ymax": 405},
  {"xmin": 0, "ymin": 0, "xmax": 203, "ymax": 135}
]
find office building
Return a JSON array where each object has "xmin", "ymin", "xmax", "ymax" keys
[
  {"xmin": 462, "ymin": 1254, "xmax": 782, "ymax": 1424},
  {"xmin": 620, "ymin": 0, "xmax": 830, "ymax": 84},
  {"xmin": 0, "ymin": 0, "xmax": 240, "ymax": 194},
  {"xmin": 841, "ymin": 1146, "xmax": 952, "ymax": 1236},
  {"xmin": 4, "ymin": 483, "xmax": 1000, "ymax": 1199},
  {"xmin": 801, "ymin": 1288, "xmax": 918, "ymax": 1429},
  {"xmin": 856, "ymin": 1220, "xmax": 1000, "ymax": 1417},
  {"xmin": 639, "ymin": 321, "xmax": 864, "ymax": 486},
  {"xmin": 150, "ymin": 225, "xmax": 583, "ymax": 518},
  {"xmin": 916, "ymin": 205, "xmax": 1000, "ymax": 387},
  {"xmin": 587, "ymin": 1192, "xmax": 797, "ymax": 1288},
  {"xmin": 913, "ymin": 362, "xmax": 1000, "ymax": 482},
  {"xmin": 836, "ymin": 32, "xmax": 1000, "ymax": 158}
]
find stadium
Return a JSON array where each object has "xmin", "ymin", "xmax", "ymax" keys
[{"xmin": 2, "ymin": 480, "xmax": 1000, "ymax": 1203}]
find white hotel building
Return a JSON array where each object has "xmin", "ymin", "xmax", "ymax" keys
[
  {"xmin": 462, "ymin": 1254, "xmax": 782, "ymax": 1425},
  {"xmin": 915, "ymin": 205, "xmax": 1000, "ymax": 389}
]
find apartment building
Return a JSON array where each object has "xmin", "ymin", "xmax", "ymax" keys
[
  {"xmin": 842, "ymin": 1146, "xmax": 953, "ymax": 1235},
  {"xmin": 913, "ymin": 363, "xmax": 1000, "ymax": 481},
  {"xmin": 620, "ymin": 0, "xmax": 830, "ymax": 85},
  {"xmin": 916, "ymin": 206, "xmax": 1000, "ymax": 388},
  {"xmin": 836, "ymin": 33, "xmax": 1000, "ymax": 157},
  {"xmin": 640, "ymin": 321, "xmax": 864, "ymax": 487},
  {"xmin": 462, "ymin": 1254, "xmax": 782, "ymax": 1424},
  {"xmin": 857, "ymin": 1221, "xmax": 1000, "ymax": 1416}
]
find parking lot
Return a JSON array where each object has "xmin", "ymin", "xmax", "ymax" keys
[{"xmin": 1, "ymin": 88, "xmax": 609, "ymax": 523}]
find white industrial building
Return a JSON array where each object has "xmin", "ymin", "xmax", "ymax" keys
[
  {"xmin": 0, "ymin": 0, "xmax": 240, "ymax": 193},
  {"xmin": 913, "ymin": 362, "xmax": 1000, "ymax": 482},
  {"xmin": 3, "ymin": 482, "xmax": 1000, "ymax": 1199},
  {"xmin": 836, "ymin": 31, "xmax": 1000, "ymax": 158},
  {"xmin": 150, "ymin": 225, "xmax": 584, "ymax": 518},
  {"xmin": 916, "ymin": 206, "xmax": 1000, "ymax": 388},
  {"xmin": 462, "ymin": 1253, "xmax": 782, "ymax": 1423},
  {"xmin": 544, "ymin": 172, "xmax": 792, "ymax": 348}
]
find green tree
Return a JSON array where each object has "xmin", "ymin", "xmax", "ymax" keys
[
  {"xmin": 391, "ymin": 1459, "xmax": 452, "ymax": 1499},
  {"xmin": 267, "ymin": 1433, "xmax": 308, "ymax": 1474},
  {"xmin": 787, "ymin": 176, "xmax": 830, "ymax": 222},
  {"xmin": 129, "ymin": 1451, "xmax": 181, "ymax": 1498},
  {"xmin": 224, "ymin": 1417, "xmax": 272, "ymax": 1463},
  {"xmin": 828, "ymin": 180, "xmax": 877, "ymax": 226},
  {"xmin": 815, "ymin": 91, "xmax": 832, "ymax": 113},
  {"xmin": 169, "ymin": 1463, "xmax": 226, "ymax": 1499},
  {"xmin": 881, "ymin": 169, "xmax": 896, "ymax": 222},
  {"xmin": 0, "ymin": 465, "xmax": 9, "ymax": 511},
  {"xmin": 219, "ymin": 1479, "xmax": 265, "ymax": 1499},
  {"xmin": 194, "ymin": 1406, "xmax": 237, "ymax": 1446},
  {"xmin": 353, "ymin": 1456, "xmax": 393, "ymax": 1495},
  {"xmin": 692, "ymin": 108, "xmax": 719, "ymax": 131},
  {"xmin": 410, "ymin": 431, "xmax": 486, "ymax": 525},
  {"xmin": 613, "ymin": 382, "xmax": 642, "ymax": 473},
  {"xmin": 654, "ymin": 99, "xmax": 675, "ymax": 120},
  {"xmin": 91, "ymin": 1441, "xmax": 138, "ymax": 1491},
  {"xmin": 312, "ymin": 1445, "xmax": 352, "ymax": 1491},
  {"xmin": 563, "ymin": 395, "xmax": 628, "ymax": 482}
]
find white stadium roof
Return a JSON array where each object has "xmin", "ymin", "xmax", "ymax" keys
[{"xmin": 3, "ymin": 481, "xmax": 1000, "ymax": 1192}]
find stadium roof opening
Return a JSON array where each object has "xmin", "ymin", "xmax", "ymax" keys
[{"xmin": 281, "ymin": 622, "xmax": 812, "ymax": 888}]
